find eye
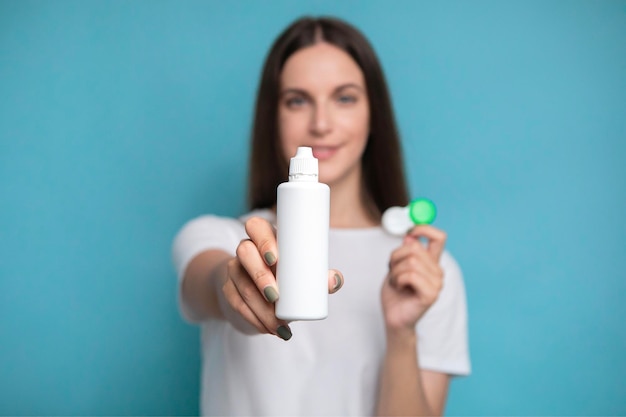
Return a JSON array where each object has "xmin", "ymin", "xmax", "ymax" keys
[
  {"xmin": 285, "ymin": 96, "xmax": 307, "ymax": 108},
  {"xmin": 337, "ymin": 94, "xmax": 357, "ymax": 104}
]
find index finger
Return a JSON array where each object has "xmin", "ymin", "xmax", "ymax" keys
[
  {"xmin": 245, "ymin": 216, "xmax": 279, "ymax": 266},
  {"xmin": 406, "ymin": 225, "xmax": 447, "ymax": 262}
]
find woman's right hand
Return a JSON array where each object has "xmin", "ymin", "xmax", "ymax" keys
[{"xmin": 219, "ymin": 216, "xmax": 344, "ymax": 341}]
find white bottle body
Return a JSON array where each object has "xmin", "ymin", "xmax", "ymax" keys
[{"xmin": 275, "ymin": 181, "xmax": 330, "ymax": 320}]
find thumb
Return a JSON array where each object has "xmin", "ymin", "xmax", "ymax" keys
[{"xmin": 328, "ymin": 269, "xmax": 344, "ymax": 294}]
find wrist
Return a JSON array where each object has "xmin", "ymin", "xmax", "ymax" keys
[
  {"xmin": 385, "ymin": 326, "xmax": 417, "ymax": 352},
  {"xmin": 212, "ymin": 257, "xmax": 233, "ymax": 320}
]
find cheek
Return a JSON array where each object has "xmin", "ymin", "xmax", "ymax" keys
[
  {"xmin": 278, "ymin": 112, "xmax": 305, "ymax": 159},
  {"xmin": 337, "ymin": 106, "xmax": 370, "ymax": 148}
]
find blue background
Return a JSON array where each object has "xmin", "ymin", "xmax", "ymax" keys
[{"xmin": 1, "ymin": 0, "xmax": 625, "ymax": 415}]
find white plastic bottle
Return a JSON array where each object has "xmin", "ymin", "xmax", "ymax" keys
[{"xmin": 275, "ymin": 147, "xmax": 330, "ymax": 320}]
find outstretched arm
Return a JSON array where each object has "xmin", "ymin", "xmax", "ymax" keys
[
  {"xmin": 179, "ymin": 216, "xmax": 343, "ymax": 339},
  {"xmin": 376, "ymin": 225, "xmax": 450, "ymax": 416}
]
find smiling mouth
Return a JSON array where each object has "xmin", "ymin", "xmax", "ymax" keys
[{"xmin": 311, "ymin": 146, "xmax": 339, "ymax": 160}]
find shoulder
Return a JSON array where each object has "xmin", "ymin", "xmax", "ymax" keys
[
  {"xmin": 178, "ymin": 214, "xmax": 242, "ymax": 233},
  {"xmin": 172, "ymin": 215, "xmax": 245, "ymax": 253},
  {"xmin": 174, "ymin": 209, "xmax": 273, "ymax": 242},
  {"xmin": 171, "ymin": 210, "xmax": 270, "ymax": 277}
]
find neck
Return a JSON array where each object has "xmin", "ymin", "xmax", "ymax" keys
[
  {"xmin": 327, "ymin": 167, "xmax": 378, "ymax": 229},
  {"xmin": 270, "ymin": 165, "xmax": 379, "ymax": 229}
]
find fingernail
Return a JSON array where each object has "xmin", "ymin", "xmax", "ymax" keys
[
  {"xmin": 277, "ymin": 325, "xmax": 292, "ymax": 341},
  {"xmin": 263, "ymin": 251, "xmax": 276, "ymax": 266},
  {"xmin": 333, "ymin": 273, "xmax": 343, "ymax": 291},
  {"xmin": 263, "ymin": 286, "xmax": 279, "ymax": 303}
]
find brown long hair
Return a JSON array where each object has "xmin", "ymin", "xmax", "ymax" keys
[{"xmin": 248, "ymin": 16, "xmax": 409, "ymax": 219}]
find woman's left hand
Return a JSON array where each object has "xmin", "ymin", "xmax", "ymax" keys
[{"xmin": 381, "ymin": 225, "xmax": 447, "ymax": 335}]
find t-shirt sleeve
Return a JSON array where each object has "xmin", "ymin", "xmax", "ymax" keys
[
  {"xmin": 171, "ymin": 215, "xmax": 244, "ymax": 322},
  {"xmin": 416, "ymin": 250, "xmax": 471, "ymax": 376}
]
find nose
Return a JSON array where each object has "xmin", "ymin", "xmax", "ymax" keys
[{"xmin": 309, "ymin": 103, "xmax": 332, "ymax": 137}]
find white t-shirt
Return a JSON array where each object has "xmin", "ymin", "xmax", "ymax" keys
[{"xmin": 172, "ymin": 209, "xmax": 471, "ymax": 416}]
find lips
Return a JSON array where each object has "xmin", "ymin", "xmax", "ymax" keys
[{"xmin": 311, "ymin": 146, "xmax": 339, "ymax": 161}]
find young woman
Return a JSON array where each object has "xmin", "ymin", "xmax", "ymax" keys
[{"xmin": 173, "ymin": 16, "xmax": 470, "ymax": 416}]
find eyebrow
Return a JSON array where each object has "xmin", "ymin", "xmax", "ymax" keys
[{"xmin": 280, "ymin": 83, "xmax": 365, "ymax": 96}]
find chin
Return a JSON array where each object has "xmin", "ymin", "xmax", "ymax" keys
[
  {"xmin": 318, "ymin": 155, "xmax": 363, "ymax": 187},
  {"xmin": 317, "ymin": 161, "xmax": 336, "ymax": 180},
  {"xmin": 318, "ymin": 170, "xmax": 347, "ymax": 187}
]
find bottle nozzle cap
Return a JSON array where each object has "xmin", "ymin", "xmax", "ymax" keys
[
  {"xmin": 295, "ymin": 147, "xmax": 313, "ymax": 158},
  {"xmin": 289, "ymin": 146, "xmax": 318, "ymax": 181}
]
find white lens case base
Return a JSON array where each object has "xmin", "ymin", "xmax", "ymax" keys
[{"xmin": 381, "ymin": 206, "xmax": 413, "ymax": 236}]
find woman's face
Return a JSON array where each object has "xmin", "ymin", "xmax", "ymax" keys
[{"xmin": 278, "ymin": 42, "xmax": 370, "ymax": 187}]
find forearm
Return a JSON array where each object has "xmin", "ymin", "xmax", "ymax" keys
[
  {"xmin": 376, "ymin": 330, "xmax": 433, "ymax": 417},
  {"xmin": 180, "ymin": 250, "xmax": 231, "ymax": 321}
]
